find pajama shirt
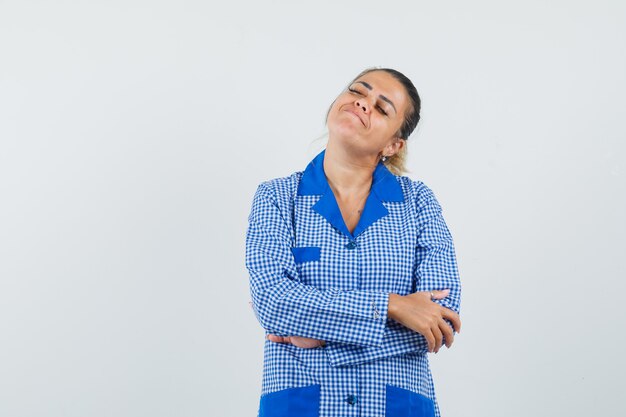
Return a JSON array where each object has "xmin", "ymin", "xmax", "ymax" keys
[{"xmin": 246, "ymin": 150, "xmax": 461, "ymax": 417}]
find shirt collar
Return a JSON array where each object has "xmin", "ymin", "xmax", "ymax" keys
[{"xmin": 297, "ymin": 149, "xmax": 404, "ymax": 202}]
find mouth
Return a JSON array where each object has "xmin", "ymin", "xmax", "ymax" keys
[{"xmin": 344, "ymin": 108, "xmax": 366, "ymax": 127}]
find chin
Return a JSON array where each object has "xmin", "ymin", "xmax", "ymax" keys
[
  {"xmin": 328, "ymin": 119, "xmax": 361, "ymax": 138},
  {"xmin": 329, "ymin": 133, "xmax": 370, "ymax": 156}
]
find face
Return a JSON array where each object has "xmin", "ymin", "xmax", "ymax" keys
[{"xmin": 326, "ymin": 70, "xmax": 410, "ymax": 160}]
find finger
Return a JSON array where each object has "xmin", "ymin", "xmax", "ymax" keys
[
  {"xmin": 439, "ymin": 319, "xmax": 455, "ymax": 348},
  {"xmin": 267, "ymin": 335, "xmax": 288, "ymax": 344},
  {"xmin": 423, "ymin": 329, "xmax": 436, "ymax": 353},
  {"xmin": 430, "ymin": 289, "xmax": 450, "ymax": 300},
  {"xmin": 432, "ymin": 323, "xmax": 443, "ymax": 353},
  {"xmin": 441, "ymin": 309, "xmax": 462, "ymax": 334},
  {"xmin": 292, "ymin": 336, "xmax": 318, "ymax": 348}
]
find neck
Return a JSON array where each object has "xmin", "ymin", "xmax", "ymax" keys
[{"xmin": 323, "ymin": 141, "xmax": 378, "ymax": 197}]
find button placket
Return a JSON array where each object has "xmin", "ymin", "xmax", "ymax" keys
[{"xmin": 345, "ymin": 240, "xmax": 357, "ymax": 249}]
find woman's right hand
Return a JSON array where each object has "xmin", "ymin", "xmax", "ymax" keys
[{"xmin": 387, "ymin": 289, "xmax": 461, "ymax": 353}]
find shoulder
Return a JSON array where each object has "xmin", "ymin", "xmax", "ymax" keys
[
  {"xmin": 253, "ymin": 171, "xmax": 303, "ymax": 206},
  {"xmin": 394, "ymin": 176, "xmax": 449, "ymax": 233},
  {"xmin": 394, "ymin": 175, "xmax": 442, "ymax": 212}
]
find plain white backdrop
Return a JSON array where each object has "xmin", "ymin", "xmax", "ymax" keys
[{"xmin": 1, "ymin": 1, "xmax": 625, "ymax": 416}]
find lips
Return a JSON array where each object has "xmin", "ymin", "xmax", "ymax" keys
[{"xmin": 344, "ymin": 108, "xmax": 366, "ymax": 127}]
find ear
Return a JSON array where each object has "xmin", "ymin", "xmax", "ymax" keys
[{"xmin": 384, "ymin": 138, "xmax": 405, "ymax": 157}]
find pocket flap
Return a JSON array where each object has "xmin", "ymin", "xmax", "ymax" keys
[{"xmin": 291, "ymin": 247, "xmax": 321, "ymax": 264}]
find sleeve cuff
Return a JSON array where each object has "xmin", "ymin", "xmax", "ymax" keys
[{"xmin": 324, "ymin": 291, "xmax": 390, "ymax": 366}]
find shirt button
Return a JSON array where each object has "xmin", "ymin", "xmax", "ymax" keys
[
  {"xmin": 345, "ymin": 394, "xmax": 358, "ymax": 405},
  {"xmin": 345, "ymin": 241, "xmax": 357, "ymax": 249}
]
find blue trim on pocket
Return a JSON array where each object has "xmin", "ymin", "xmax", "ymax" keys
[
  {"xmin": 385, "ymin": 384, "xmax": 435, "ymax": 417},
  {"xmin": 259, "ymin": 384, "xmax": 320, "ymax": 417},
  {"xmin": 291, "ymin": 247, "xmax": 321, "ymax": 264}
]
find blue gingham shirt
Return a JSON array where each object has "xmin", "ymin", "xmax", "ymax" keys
[{"xmin": 246, "ymin": 150, "xmax": 461, "ymax": 417}]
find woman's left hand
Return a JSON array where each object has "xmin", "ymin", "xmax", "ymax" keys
[{"xmin": 267, "ymin": 334, "xmax": 326, "ymax": 349}]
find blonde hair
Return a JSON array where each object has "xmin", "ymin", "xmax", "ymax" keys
[{"xmin": 384, "ymin": 144, "xmax": 408, "ymax": 176}]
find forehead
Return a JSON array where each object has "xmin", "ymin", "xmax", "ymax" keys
[{"xmin": 353, "ymin": 71, "xmax": 409, "ymax": 109}]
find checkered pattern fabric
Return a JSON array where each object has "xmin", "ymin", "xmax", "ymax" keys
[{"xmin": 246, "ymin": 150, "xmax": 461, "ymax": 417}]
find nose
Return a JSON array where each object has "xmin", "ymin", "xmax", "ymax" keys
[{"xmin": 355, "ymin": 99, "xmax": 369, "ymax": 113}]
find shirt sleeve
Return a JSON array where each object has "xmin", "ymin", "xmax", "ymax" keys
[
  {"xmin": 323, "ymin": 191, "xmax": 462, "ymax": 367},
  {"xmin": 246, "ymin": 182, "xmax": 390, "ymax": 347}
]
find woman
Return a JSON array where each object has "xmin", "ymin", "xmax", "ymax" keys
[{"xmin": 246, "ymin": 68, "xmax": 462, "ymax": 417}]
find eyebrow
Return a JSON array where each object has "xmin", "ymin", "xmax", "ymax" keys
[{"xmin": 354, "ymin": 81, "xmax": 397, "ymax": 114}]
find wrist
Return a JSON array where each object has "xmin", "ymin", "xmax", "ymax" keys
[{"xmin": 387, "ymin": 293, "xmax": 401, "ymax": 321}]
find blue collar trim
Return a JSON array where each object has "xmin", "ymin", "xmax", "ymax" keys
[{"xmin": 297, "ymin": 150, "xmax": 404, "ymax": 238}]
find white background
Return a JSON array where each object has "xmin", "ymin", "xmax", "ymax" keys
[{"xmin": 1, "ymin": 1, "xmax": 625, "ymax": 416}]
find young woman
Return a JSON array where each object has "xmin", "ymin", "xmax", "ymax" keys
[{"xmin": 246, "ymin": 68, "xmax": 462, "ymax": 417}]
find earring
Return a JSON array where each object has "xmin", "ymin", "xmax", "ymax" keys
[{"xmin": 381, "ymin": 155, "xmax": 388, "ymax": 162}]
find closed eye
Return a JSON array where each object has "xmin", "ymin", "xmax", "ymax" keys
[{"xmin": 349, "ymin": 88, "xmax": 389, "ymax": 115}]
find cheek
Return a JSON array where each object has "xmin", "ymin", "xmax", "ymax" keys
[
  {"xmin": 386, "ymin": 117, "xmax": 404, "ymax": 136},
  {"xmin": 327, "ymin": 100, "xmax": 351, "ymax": 125},
  {"xmin": 326, "ymin": 99, "xmax": 338, "ymax": 119},
  {"xmin": 372, "ymin": 117, "xmax": 397, "ymax": 135},
  {"xmin": 326, "ymin": 100, "xmax": 339, "ymax": 118}
]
